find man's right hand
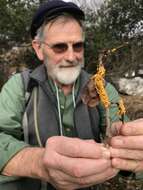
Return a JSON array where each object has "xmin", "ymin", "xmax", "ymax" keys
[
  {"xmin": 2, "ymin": 136, "xmax": 118, "ymax": 190},
  {"xmin": 43, "ymin": 136, "xmax": 118, "ymax": 190}
]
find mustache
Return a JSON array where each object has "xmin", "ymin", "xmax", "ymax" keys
[{"xmin": 59, "ymin": 61, "xmax": 82, "ymax": 67}]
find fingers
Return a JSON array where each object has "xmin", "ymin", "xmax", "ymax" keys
[
  {"xmin": 110, "ymin": 147, "xmax": 143, "ymax": 160},
  {"xmin": 110, "ymin": 119, "xmax": 143, "ymax": 173},
  {"xmin": 43, "ymin": 136, "xmax": 113, "ymax": 180},
  {"xmin": 69, "ymin": 167, "xmax": 118, "ymax": 187},
  {"xmin": 60, "ymin": 157, "xmax": 112, "ymax": 177},
  {"xmin": 86, "ymin": 167, "xmax": 118, "ymax": 185},
  {"xmin": 110, "ymin": 136, "xmax": 143, "ymax": 150},
  {"xmin": 44, "ymin": 151, "xmax": 112, "ymax": 178},
  {"xmin": 112, "ymin": 158, "xmax": 143, "ymax": 172},
  {"xmin": 75, "ymin": 167, "xmax": 118, "ymax": 187},
  {"xmin": 110, "ymin": 118, "xmax": 143, "ymax": 137},
  {"xmin": 46, "ymin": 136, "xmax": 110, "ymax": 159},
  {"xmin": 48, "ymin": 166, "xmax": 118, "ymax": 189},
  {"xmin": 120, "ymin": 119, "xmax": 143, "ymax": 136},
  {"xmin": 48, "ymin": 169, "xmax": 80, "ymax": 190},
  {"xmin": 43, "ymin": 135, "xmax": 118, "ymax": 190}
]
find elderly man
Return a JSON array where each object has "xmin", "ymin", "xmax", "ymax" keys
[{"xmin": 1, "ymin": 0, "xmax": 142, "ymax": 190}]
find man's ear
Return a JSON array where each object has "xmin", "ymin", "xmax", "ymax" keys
[{"xmin": 32, "ymin": 40, "xmax": 44, "ymax": 61}]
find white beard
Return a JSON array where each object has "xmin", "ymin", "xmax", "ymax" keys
[{"xmin": 45, "ymin": 59, "xmax": 84, "ymax": 85}]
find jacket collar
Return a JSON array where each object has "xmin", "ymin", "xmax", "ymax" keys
[{"xmin": 30, "ymin": 64, "xmax": 47, "ymax": 82}]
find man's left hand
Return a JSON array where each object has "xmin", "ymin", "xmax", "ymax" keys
[{"xmin": 110, "ymin": 119, "xmax": 143, "ymax": 172}]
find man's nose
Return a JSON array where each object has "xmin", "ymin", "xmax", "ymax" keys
[{"xmin": 64, "ymin": 46, "xmax": 76, "ymax": 62}]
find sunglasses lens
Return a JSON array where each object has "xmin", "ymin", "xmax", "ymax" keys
[
  {"xmin": 46, "ymin": 42, "xmax": 84, "ymax": 53},
  {"xmin": 52, "ymin": 43, "xmax": 68, "ymax": 53},
  {"xmin": 73, "ymin": 42, "xmax": 84, "ymax": 52}
]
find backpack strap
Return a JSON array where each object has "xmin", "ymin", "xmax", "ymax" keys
[
  {"xmin": 21, "ymin": 70, "xmax": 31, "ymax": 144},
  {"xmin": 21, "ymin": 70, "xmax": 43, "ymax": 147},
  {"xmin": 21, "ymin": 69, "xmax": 31, "ymax": 102}
]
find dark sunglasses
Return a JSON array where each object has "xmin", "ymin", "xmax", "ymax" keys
[{"xmin": 40, "ymin": 41, "xmax": 84, "ymax": 54}]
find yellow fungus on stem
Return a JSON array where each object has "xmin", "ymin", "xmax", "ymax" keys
[
  {"xmin": 118, "ymin": 98, "xmax": 126, "ymax": 115},
  {"xmin": 92, "ymin": 65, "xmax": 110, "ymax": 109},
  {"xmin": 92, "ymin": 64, "xmax": 111, "ymax": 140},
  {"xmin": 118, "ymin": 98, "xmax": 126, "ymax": 124}
]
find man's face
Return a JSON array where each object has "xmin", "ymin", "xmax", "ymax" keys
[{"xmin": 41, "ymin": 18, "xmax": 84, "ymax": 85}]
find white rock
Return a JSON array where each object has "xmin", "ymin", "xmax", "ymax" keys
[{"xmin": 118, "ymin": 77, "xmax": 143, "ymax": 96}]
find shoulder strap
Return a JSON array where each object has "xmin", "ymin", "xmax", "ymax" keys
[
  {"xmin": 21, "ymin": 70, "xmax": 43, "ymax": 147},
  {"xmin": 21, "ymin": 70, "xmax": 31, "ymax": 144},
  {"xmin": 21, "ymin": 69, "xmax": 31, "ymax": 102}
]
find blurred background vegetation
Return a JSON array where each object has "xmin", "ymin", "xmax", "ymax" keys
[
  {"xmin": 0, "ymin": 1, "xmax": 143, "ymax": 189},
  {"xmin": 0, "ymin": 0, "xmax": 143, "ymax": 88}
]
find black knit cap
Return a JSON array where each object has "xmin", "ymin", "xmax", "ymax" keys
[{"xmin": 30, "ymin": 0, "xmax": 85, "ymax": 39}]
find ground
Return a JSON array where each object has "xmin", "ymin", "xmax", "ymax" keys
[{"xmin": 101, "ymin": 175, "xmax": 143, "ymax": 190}]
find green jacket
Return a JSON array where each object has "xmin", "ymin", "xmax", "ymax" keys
[{"xmin": 0, "ymin": 69, "xmax": 125, "ymax": 186}]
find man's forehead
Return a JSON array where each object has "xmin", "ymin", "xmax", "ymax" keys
[{"xmin": 43, "ymin": 18, "xmax": 83, "ymax": 40}]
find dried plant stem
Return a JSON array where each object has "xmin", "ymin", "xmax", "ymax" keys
[{"xmin": 105, "ymin": 108, "xmax": 111, "ymax": 138}]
